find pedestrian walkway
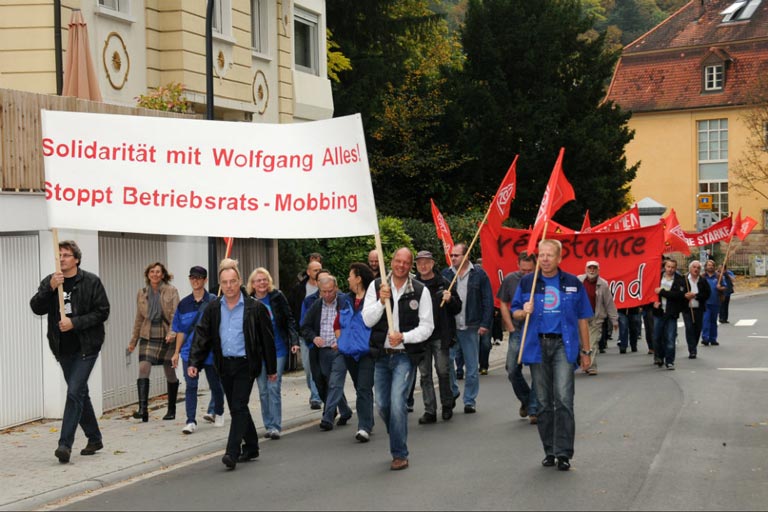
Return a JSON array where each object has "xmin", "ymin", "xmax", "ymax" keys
[{"xmin": 0, "ymin": 343, "xmax": 509, "ymax": 511}]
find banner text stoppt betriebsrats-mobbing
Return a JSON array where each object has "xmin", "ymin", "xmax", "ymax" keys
[{"xmin": 41, "ymin": 111, "xmax": 379, "ymax": 239}]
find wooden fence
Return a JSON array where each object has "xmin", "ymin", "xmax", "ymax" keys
[{"xmin": 0, "ymin": 88, "xmax": 194, "ymax": 191}]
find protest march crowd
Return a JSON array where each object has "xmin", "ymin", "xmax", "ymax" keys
[
  {"xmin": 30, "ymin": 236, "xmax": 739, "ymax": 474},
  {"xmin": 30, "ymin": 149, "xmax": 755, "ymax": 474}
]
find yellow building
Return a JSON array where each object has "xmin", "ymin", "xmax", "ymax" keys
[
  {"xmin": 0, "ymin": 0, "xmax": 332, "ymax": 123},
  {"xmin": 606, "ymin": 0, "xmax": 768, "ymax": 232}
]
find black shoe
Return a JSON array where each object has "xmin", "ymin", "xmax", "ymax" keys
[
  {"xmin": 619, "ymin": 348, "xmax": 627, "ymax": 354},
  {"xmin": 456, "ymin": 372, "xmax": 464, "ymax": 380},
  {"xmin": 654, "ymin": 358, "xmax": 663, "ymax": 367},
  {"xmin": 418, "ymin": 413, "xmax": 437, "ymax": 424},
  {"xmin": 542, "ymin": 455, "xmax": 556, "ymax": 467},
  {"xmin": 310, "ymin": 401, "xmax": 322, "ymax": 410},
  {"xmin": 237, "ymin": 449, "xmax": 259, "ymax": 462},
  {"xmin": 599, "ymin": 348, "xmax": 606, "ymax": 354},
  {"xmin": 442, "ymin": 407, "xmax": 453, "ymax": 421},
  {"xmin": 557, "ymin": 456, "xmax": 571, "ymax": 471},
  {"xmin": 406, "ymin": 405, "xmax": 414, "ymax": 413},
  {"xmin": 336, "ymin": 415, "xmax": 352, "ymax": 426},
  {"xmin": 689, "ymin": 354, "xmax": 697, "ymax": 359},
  {"xmin": 464, "ymin": 405, "xmax": 476, "ymax": 414},
  {"xmin": 162, "ymin": 381, "xmax": 179, "ymax": 420},
  {"xmin": 319, "ymin": 420, "xmax": 333, "ymax": 431},
  {"xmin": 55, "ymin": 445, "xmax": 71, "ymax": 464},
  {"xmin": 701, "ymin": 341, "xmax": 710, "ymax": 346},
  {"xmin": 631, "ymin": 346, "xmax": 638, "ymax": 353},
  {"xmin": 519, "ymin": 403, "xmax": 528, "ymax": 418},
  {"xmin": 710, "ymin": 341, "xmax": 720, "ymax": 346},
  {"xmin": 80, "ymin": 440, "xmax": 103, "ymax": 456},
  {"xmin": 452, "ymin": 391, "xmax": 460, "ymax": 408},
  {"xmin": 222, "ymin": 453, "xmax": 237, "ymax": 469}
]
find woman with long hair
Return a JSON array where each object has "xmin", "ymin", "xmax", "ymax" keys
[
  {"xmin": 247, "ymin": 267, "xmax": 300, "ymax": 439},
  {"xmin": 127, "ymin": 262, "xmax": 180, "ymax": 422}
]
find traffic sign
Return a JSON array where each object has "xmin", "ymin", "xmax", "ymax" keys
[{"xmin": 697, "ymin": 194, "xmax": 713, "ymax": 210}]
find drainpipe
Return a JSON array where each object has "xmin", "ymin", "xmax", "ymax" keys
[
  {"xmin": 206, "ymin": 0, "xmax": 218, "ymax": 291},
  {"xmin": 54, "ymin": 0, "xmax": 63, "ymax": 95}
]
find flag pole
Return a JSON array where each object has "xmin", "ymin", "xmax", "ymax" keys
[
  {"xmin": 440, "ymin": 197, "xmax": 496, "ymax": 307},
  {"xmin": 374, "ymin": 231, "xmax": 395, "ymax": 334},
  {"xmin": 51, "ymin": 228, "xmax": 66, "ymax": 318},
  {"xmin": 685, "ymin": 271, "xmax": 694, "ymax": 324},
  {"xmin": 517, "ymin": 221, "xmax": 549, "ymax": 365}
]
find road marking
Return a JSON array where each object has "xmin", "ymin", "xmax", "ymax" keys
[
  {"xmin": 735, "ymin": 319, "xmax": 758, "ymax": 326},
  {"xmin": 748, "ymin": 336, "xmax": 768, "ymax": 339},
  {"xmin": 718, "ymin": 368, "xmax": 768, "ymax": 372}
]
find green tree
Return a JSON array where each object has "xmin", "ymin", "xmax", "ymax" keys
[
  {"xmin": 605, "ymin": 0, "xmax": 667, "ymax": 45},
  {"xmin": 445, "ymin": 0, "xmax": 637, "ymax": 227}
]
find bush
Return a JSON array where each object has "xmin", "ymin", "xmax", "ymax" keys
[{"xmin": 136, "ymin": 82, "xmax": 192, "ymax": 113}]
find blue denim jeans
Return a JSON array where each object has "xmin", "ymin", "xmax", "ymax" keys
[
  {"xmin": 374, "ymin": 352, "xmax": 413, "ymax": 459},
  {"xmin": 323, "ymin": 350, "xmax": 352, "ymax": 424},
  {"xmin": 618, "ymin": 311, "xmax": 641, "ymax": 349},
  {"xmin": 58, "ymin": 353, "xmax": 102, "ymax": 450},
  {"xmin": 345, "ymin": 354, "xmax": 375, "ymax": 434},
  {"xmin": 182, "ymin": 360, "xmax": 224, "ymax": 424},
  {"xmin": 256, "ymin": 355, "xmax": 286, "ymax": 432},
  {"xmin": 449, "ymin": 328, "xmax": 480, "ymax": 406},
  {"xmin": 479, "ymin": 330, "xmax": 492, "ymax": 370},
  {"xmin": 506, "ymin": 331, "xmax": 538, "ymax": 415},
  {"xmin": 529, "ymin": 338, "xmax": 576, "ymax": 459},
  {"xmin": 653, "ymin": 315, "xmax": 678, "ymax": 365},
  {"xmin": 702, "ymin": 304, "xmax": 720, "ymax": 342},
  {"xmin": 301, "ymin": 344, "xmax": 321, "ymax": 403}
]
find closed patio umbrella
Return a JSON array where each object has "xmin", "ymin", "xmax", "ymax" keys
[{"xmin": 62, "ymin": 9, "xmax": 102, "ymax": 101}]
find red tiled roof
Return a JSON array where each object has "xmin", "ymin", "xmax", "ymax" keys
[{"xmin": 605, "ymin": 0, "xmax": 768, "ymax": 112}]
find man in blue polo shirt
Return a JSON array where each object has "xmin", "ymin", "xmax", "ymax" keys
[{"xmin": 512, "ymin": 239, "xmax": 592, "ymax": 471}]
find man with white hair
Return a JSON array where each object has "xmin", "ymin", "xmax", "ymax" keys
[{"xmin": 577, "ymin": 260, "xmax": 618, "ymax": 376}]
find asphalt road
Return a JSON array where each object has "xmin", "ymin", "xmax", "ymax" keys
[{"xmin": 57, "ymin": 294, "xmax": 768, "ymax": 511}]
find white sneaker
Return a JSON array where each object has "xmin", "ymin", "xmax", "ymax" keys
[
  {"xmin": 202, "ymin": 413, "xmax": 215, "ymax": 423},
  {"xmin": 269, "ymin": 429, "xmax": 281, "ymax": 440},
  {"xmin": 182, "ymin": 422, "xmax": 197, "ymax": 434},
  {"xmin": 213, "ymin": 414, "xmax": 226, "ymax": 428},
  {"xmin": 355, "ymin": 430, "xmax": 369, "ymax": 443}
]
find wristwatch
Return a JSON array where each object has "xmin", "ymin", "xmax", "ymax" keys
[{"xmin": 580, "ymin": 349, "xmax": 592, "ymax": 356}]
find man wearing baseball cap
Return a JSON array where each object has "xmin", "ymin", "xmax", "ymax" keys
[
  {"xmin": 171, "ymin": 266, "xmax": 225, "ymax": 434},
  {"xmin": 413, "ymin": 250, "xmax": 462, "ymax": 423},
  {"xmin": 577, "ymin": 260, "xmax": 618, "ymax": 375}
]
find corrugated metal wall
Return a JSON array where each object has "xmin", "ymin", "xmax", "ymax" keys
[
  {"xmin": 98, "ymin": 232, "xmax": 168, "ymax": 410},
  {"xmin": 0, "ymin": 234, "xmax": 44, "ymax": 429}
]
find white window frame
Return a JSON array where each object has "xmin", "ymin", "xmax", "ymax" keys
[
  {"xmin": 704, "ymin": 64, "xmax": 724, "ymax": 91},
  {"xmin": 96, "ymin": 0, "xmax": 134, "ymax": 22},
  {"xmin": 698, "ymin": 181, "xmax": 729, "ymax": 220},
  {"xmin": 294, "ymin": 7, "xmax": 319, "ymax": 76},
  {"xmin": 211, "ymin": 0, "xmax": 233, "ymax": 40},
  {"xmin": 698, "ymin": 119, "xmax": 729, "ymax": 221},
  {"xmin": 251, "ymin": 0, "xmax": 269, "ymax": 56}
]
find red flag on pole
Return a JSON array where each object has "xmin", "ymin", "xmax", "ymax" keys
[
  {"xmin": 662, "ymin": 208, "xmax": 691, "ymax": 255},
  {"xmin": 591, "ymin": 204, "xmax": 641, "ymax": 232},
  {"xmin": 737, "ymin": 215, "xmax": 758, "ymax": 241},
  {"xmin": 727, "ymin": 209, "xmax": 742, "ymax": 242},
  {"xmin": 430, "ymin": 199, "xmax": 455, "ymax": 267},
  {"xmin": 526, "ymin": 148, "xmax": 575, "ymax": 254},
  {"xmin": 486, "ymin": 156, "xmax": 518, "ymax": 233},
  {"xmin": 580, "ymin": 210, "xmax": 591, "ymax": 232}
]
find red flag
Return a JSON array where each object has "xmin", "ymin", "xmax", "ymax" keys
[
  {"xmin": 430, "ymin": 199, "xmax": 455, "ymax": 266},
  {"xmin": 662, "ymin": 209, "xmax": 691, "ymax": 255},
  {"xmin": 223, "ymin": 237, "xmax": 234, "ymax": 258},
  {"xmin": 592, "ymin": 204, "xmax": 641, "ymax": 232},
  {"xmin": 727, "ymin": 209, "xmax": 742, "ymax": 242},
  {"xmin": 737, "ymin": 216, "xmax": 758, "ymax": 241},
  {"xmin": 526, "ymin": 148, "xmax": 575, "ymax": 254},
  {"xmin": 580, "ymin": 210, "xmax": 591, "ymax": 232},
  {"xmin": 486, "ymin": 156, "xmax": 518, "ymax": 232}
]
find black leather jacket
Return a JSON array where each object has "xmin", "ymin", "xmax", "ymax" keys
[{"xmin": 30, "ymin": 268, "xmax": 110, "ymax": 359}]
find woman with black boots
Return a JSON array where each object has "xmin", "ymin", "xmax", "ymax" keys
[{"xmin": 127, "ymin": 262, "xmax": 180, "ymax": 422}]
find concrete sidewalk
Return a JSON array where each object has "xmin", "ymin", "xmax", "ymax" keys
[{"xmin": 0, "ymin": 343, "xmax": 510, "ymax": 511}]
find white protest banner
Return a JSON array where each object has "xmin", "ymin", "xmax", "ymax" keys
[{"xmin": 41, "ymin": 111, "xmax": 379, "ymax": 238}]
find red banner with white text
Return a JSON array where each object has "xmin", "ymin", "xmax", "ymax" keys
[{"xmin": 480, "ymin": 222, "xmax": 666, "ymax": 308}]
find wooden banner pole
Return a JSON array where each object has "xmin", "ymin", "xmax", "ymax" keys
[
  {"xmin": 51, "ymin": 228, "xmax": 66, "ymax": 318},
  {"xmin": 374, "ymin": 231, "xmax": 395, "ymax": 334}
]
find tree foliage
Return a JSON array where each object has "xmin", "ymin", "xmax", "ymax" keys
[{"xmin": 445, "ymin": 0, "xmax": 637, "ymax": 227}]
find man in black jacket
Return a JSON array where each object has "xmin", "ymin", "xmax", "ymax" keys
[
  {"xmin": 413, "ymin": 250, "xmax": 461, "ymax": 423},
  {"xmin": 653, "ymin": 258, "xmax": 688, "ymax": 369},
  {"xmin": 681, "ymin": 260, "xmax": 711, "ymax": 359},
  {"xmin": 189, "ymin": 258, "xmax": 276, "ymax": 470},
  {"xmin": 30, "ymin": 240, "xmax": 110, "ymax": 464}
]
